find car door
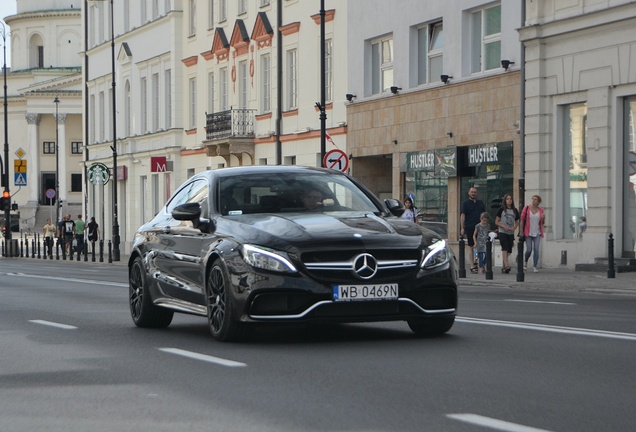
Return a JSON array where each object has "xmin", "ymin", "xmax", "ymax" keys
[{"xmin": 155, "ymin": 178, "xmax": 210, "ymax": 305}]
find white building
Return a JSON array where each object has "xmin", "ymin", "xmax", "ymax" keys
[
  {"xmin": 86, "ymin": 0, "xmax": 349, "ymax": 255},
  {"xmin": 2, "ymin": 0, "xmax": 83, "ymax": 232},
  {"xmin": 520, "ymin": 0, "xmax": 636, "ymax": 268}
]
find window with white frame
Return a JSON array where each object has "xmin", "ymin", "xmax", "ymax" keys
[
  {"xmin": 287, "ymin": 48, "xmax": 298, "ymax": 110},
  {"xmin": 325, "ymin": 38, "xmax": 333, "ymax": 102},
  {"xmin": 109, "ymin": 88, "xmax": 114, "ymax": 140},
  {"xmin": 189, "ymin": 0, "xmax": 196, "ymax": 36},
  {"xmin": 43, "ymin": 142, "xmax": 55, "ymax": 154},
  {"xmin": 99, "ymin": 91, "xmax": 105, "ymax": 141},
  {"xmin": 71, "ymin": 142, "xmax": 83, "ymax": 155},
  {"xmin": 208, "ymin": 71, "xmax": 215, "ymax": 113},
  {"xmin": 239, "ymin": 60, "xmax": 248, "ymax": 108},
  {"xmin": 471, "ymin": 4, "xmax": 501, "ymax": 73},
  {"xmin": 152, "ymin": 73, "xmax": 159, "ymax": 131},
  {"xmin": 219, "ymin": 0, "xmax": 227, "ymax": 22},
  {"xmin": 561, "ymin": 102, "xmax": 588, "ymax": 238},
  {"xmin": 238, "ymin": 0, "xmax": 247, "ymax": 15},
  {"xmin": 153, "ymin": 0, "xmax": 159, "ymax": 19},
  {"xmin": 125, "ymin": 80, "xmax": 131, "ymax": 136},
  {"xmin": 260, "ymin": 0, "xmax": 270, "ymax": 6},
  {"xmin": 141, "ymin": 77, "xmax": 148, "ymax": 133},
  {"xmin": 89, "ymin": 94, "xmax": 95, "ymax": 143},
  {"xmin": 124, "ymin": 3, "xmax": 130, "ymax": 32},
  {"xmin": 165, "ymin": 70, "xmax": 172, "ymax": 128},
  {"xmin": 141, "ymin": 0, "xmax": 147, "ymax": 24},
  {"xmin": 220, "ymin": 68, "xmax": 229, "ymax": 110},
  {"xmin": 208, "ymin": 0, "xmax": 214, "ymax": 29},
  {"xmin": 371, "ymin": 36, "xmax": 393, "ymax": 94},
  {"xmin": 428, "ymin": 22, "xmax": 443, "ymax": 82},
  {"xmin": 261, "ymin": 54, "xmax": 271, "ymax": 112},
  {"xmin": 189, "ymin": 77, "xmax": 197, "ymax": 129}
]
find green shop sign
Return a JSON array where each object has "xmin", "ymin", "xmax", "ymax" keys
[{"xmin": 407, "ymin": 148, "xmax": 457, "ymax": 177}]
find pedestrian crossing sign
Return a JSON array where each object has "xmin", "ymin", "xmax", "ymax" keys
[{"xmin": 15, "ymin": 173, "xmax": 27, "ymax": 186}]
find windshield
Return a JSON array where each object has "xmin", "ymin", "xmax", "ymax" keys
[{"xmin": 218, "ymin": 172, "xmax": 380, "ymax": 215}]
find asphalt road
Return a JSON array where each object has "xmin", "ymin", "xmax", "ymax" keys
[{"xmin": 1, "ymin": 258, "xmax": 635, "ymax": 432}]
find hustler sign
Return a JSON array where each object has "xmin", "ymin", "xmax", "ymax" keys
[{"xmin": 467, "ymin": 142, "xmax": 512, "ymax": 167}]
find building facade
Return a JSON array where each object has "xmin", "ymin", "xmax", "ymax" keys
[
  {"xmin": 346, "ymin": 0, "xmax": 522, "ymax": 254},
  {"xmin": 520, "ymin": 0, "xmax": 636, "ymax": 266},
  {"xmin": 2, "ymin": 0, "xmax": 83, "ymax": 231},
  {"xmin": 86, "ymin": 0, "xmax": 349, "ymax": 254}
]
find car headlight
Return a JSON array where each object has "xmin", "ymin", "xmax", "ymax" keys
[
  {"xmin": 240, "ymin": 244, "xmax": 298, "ymax": 273},
  {"xmin": 421, "ymin": 239, "xmax": 450, "ymax": 269}
]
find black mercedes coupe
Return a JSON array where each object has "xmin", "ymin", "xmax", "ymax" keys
[{"xmin": 128, "ymin": 165, "xmax": 458, "ymax": 341}]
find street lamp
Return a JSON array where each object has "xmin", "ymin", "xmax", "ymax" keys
[
  {"xmin": 54, "ymin": 96, "xmax": 60, "ymax": 225},
  {"xmin": 1, "ymin": 22, "xmax": 11, "ymax": 248},
  {"xmin": 88, "ymin": 0, "xmax": 120, "ymax": 260}
]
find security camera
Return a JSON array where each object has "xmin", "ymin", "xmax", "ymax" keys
[
  {"xmin": 345, "ymin": 93, "xmax": 356, "ymax": 102},
  {"xmin": 390, "ymin": 86, "xmax": 402, "ymax": 94},
  {"xmin": 440, "ymin": 75, "xmax": 453, "ymax": 84}
]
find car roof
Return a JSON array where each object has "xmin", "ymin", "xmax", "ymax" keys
[{"xmin": 195, "ymin": 165, "xmax": 345, "ymax": 180}]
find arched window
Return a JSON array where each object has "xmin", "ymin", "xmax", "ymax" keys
[{"xmin": 29, "ymin": 34, "xmax": 44, "ymax": 68}]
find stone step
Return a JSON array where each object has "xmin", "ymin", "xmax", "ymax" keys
[{"xmin": 575, "ymin": 263, "xmax": 636, "ymax": 273}]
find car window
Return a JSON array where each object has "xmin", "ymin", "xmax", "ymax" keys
[
  {"xmin": 218, "ymin": 172, "xmax": 379, "ymax": 215},
  {"xmin": 166, "ymin": 179, "xmax": 209, "ymax": 215}
]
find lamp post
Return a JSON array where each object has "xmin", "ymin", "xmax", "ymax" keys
[
  {"xmin": 89, "ymin": 0, "xmax": 120, "ymax": 260},
  {"xmin": 319, "ymin": 0, "xmax": 326, "ymax": 164},
  {"xmin": 54, "ymin": 96, "xmax": 60, "ymax": 226},
  {"xmin": 1, "ymin": 22, "xmax": 11, "ymax": 247}
]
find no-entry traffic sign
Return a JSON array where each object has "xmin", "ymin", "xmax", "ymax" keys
[{"xmin": 323, "ymin": 149, "xmax": 349, "ymax": 172}]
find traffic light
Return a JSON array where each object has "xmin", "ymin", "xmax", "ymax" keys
[{"xmin": 0, "ymin": 191, "xmax": 10, "ymax": 211}]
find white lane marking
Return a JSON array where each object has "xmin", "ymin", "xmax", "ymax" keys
[
  {"xmin": 458, "ymin": 317, "xmax": 636, "ymax": 341},
  {"xmin": 159, "ymin": 348, "xmax": 247, "ymax": 368},
  {"xmin": 504, "ymin": 299, "xmax": 575, "ymax": 305},
  {"xmin": 448, "ymin": 413, "xmax": 553, "ymax": 432},
  {"xmin": 29, "ymin": 320, "xmax": 78, "ymax": 330},
  {"xmin": 5, "ymin": 272, "xmax": 127, "ymax": 287}
]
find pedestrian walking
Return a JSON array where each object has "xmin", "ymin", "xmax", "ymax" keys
[
  {"xmin": 43, "ymin": 218, "xmax": 56, "ymax": 258},
  {"xmin": 62, "ymin": 214, "xmax": 75, "ymax": 256},
  {"xmin": 520, "ymin": 195, "xmax": 545, "ymax": 272},
  {"xmin": 87, "ymin": 217, "xmax": 100, "ymax": 243},
  {"xmin": 401, "ymin": 196, "xmax": 418, "ymax": 223},
  {"xmin": 473, "ymin": 212, "xmax": 492, "ymax": 274},
  {"xmin": 74, "ymin": 214, "xmax": 85, "ymax": 254},
  {"xmin": 460, "ymin": 187, "xmax": 486, "ymax": 274},
  {"xmin": 495, "ymin": 194, "xmax": 520, "ymax": 273}
]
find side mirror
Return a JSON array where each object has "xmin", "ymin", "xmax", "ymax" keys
[
  {"xmin": 384, "ymin": 198, "xmax": 405, "ymax": 217},
  {"xmin": 172, "ymin": 202, "xmax": 214, "ymax": 233}
]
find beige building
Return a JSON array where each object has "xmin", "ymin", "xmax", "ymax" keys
[{"xmin": 2, "ymin": 0, "xmax": 84, "ymax": 233}]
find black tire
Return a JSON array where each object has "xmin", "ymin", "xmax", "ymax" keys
[
  {"xmin": 129, "ymin": 257, "xmax": 174, "ymax": 328},
  {"xmin": 407, "ymin": 316, "xmax": 455, "ymax": 337},
  {"xmin": 206, "ymin": 259, "xmax": 246, "ymax": 342}
]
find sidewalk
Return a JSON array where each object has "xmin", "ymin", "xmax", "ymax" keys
[{"xmin": 459, "ymin": 264, "xmax": 634, "ymax": 295}]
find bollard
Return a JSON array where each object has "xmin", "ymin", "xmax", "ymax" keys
[
  {"xmin": 84, "ymin": 240, "xmax": 88, "ymax": 262},
  {"xmin": 1, "ymin": 240, "xmax": 4, "ymax": 257},
  {"xmin": 91, "ymin": 240, "xmax": 96, "ymax": 262},
  {"xmin": 485, "ymin": 236, "xmax": 493, "ymax": 280},
  {"xmin": 37, "ymin": 233, "xmax": 41, "ymax": 259},
  {"xmin": 20, "ymin": 237, "xmax": 24, "ymax": 257},
  {"xmin": 56, "ymin": 238, "xmax": 60, "ymax": 260},
  {"xmin": 516, "ymin": 235, "xmax": 525, "ymax": 282},
  {"xmin": 25, "ymin": 237, "xmax": 29, "ymax": 258},
  {"xmin": 108, "ymin": 240, "xmax": 113, "ymax": 264},
  {"xmin": 607, "ymin": 233, "xmax": 616, "ymax": 279},
  {"xmin": 458, "ymin": 236, "xmax": 466, "ymax": 278},
  {"xmin": 99, "ymin": 240, "xmax": 104, "ymax": 263},
  {"xmin": 31, "ymin": 238, "xmax": 35, "ymax": 258}
]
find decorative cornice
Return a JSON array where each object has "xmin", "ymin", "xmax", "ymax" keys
[
  {"xmin": 311, "ymin": 9, "xmax": 336, "ymax": 25},
  {"xmin": 280, "ymin": 22, "xmax": 300, "ymax": 36},
  {"xmin": 211, "ymin": 28, "xmax": 230, "ymax": 62},
  {"xmin": 252, "ymin": 12, "xmax": 274, "ymax": 49},
  {"xmin": 201, "ymin": 51, "xmax": 215, "ymax": 61},
  {"xmin": 230, "ymin": 20, "xmax": 250, "ymax": 57},
  {"xmin": 182, "ymin": 56, "xmax": 198, "ymax": 67}
]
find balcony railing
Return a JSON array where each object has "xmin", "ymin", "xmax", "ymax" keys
[{"xmin": 206, "ymin": 108, "xmax": 256, "ymax": 141}]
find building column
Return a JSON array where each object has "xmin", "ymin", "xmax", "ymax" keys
[
  {"xmin": 56, "ymin": 113, "xmax": 68, "ymax": 204},
  {"xmin": 26, "ymin": 113, "xmax": 41, "ymax": 204}
]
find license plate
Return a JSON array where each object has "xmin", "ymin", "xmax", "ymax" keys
[{"xmin": 333, "ymin": 283, "xmax": 398, "ymax": 301}]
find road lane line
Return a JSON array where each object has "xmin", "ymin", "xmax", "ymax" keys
[
  {"xmin": 159, "ymin": 348, "xmax": 247, "ymax": 367},
  {"xmin": 458, "ymin": 317, "xmax": 636, "ymax": 341},
  {"xmin": 29, "ymin": 320, "xmax": 78, "ymax": 330},
  {"xmin": 4, "ymin": 272, "xmax": 127, "ymax": 287},
  {"xmin": 448, "ymin": 414, "xmax": 553, "ymax": 431},
  {"xmin": 504, "ymin": 299, "xmax": 575, "ymax": 305}
]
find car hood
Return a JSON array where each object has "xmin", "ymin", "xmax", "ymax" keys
[{"xmin": 216, "ymin": 212, "xmax": 440, "ymax": 251}]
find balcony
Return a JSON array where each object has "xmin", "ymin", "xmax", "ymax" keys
[
  {"xmin": 205, "ymin": 108, "xmax": 256, "ymax": 166},
  {"xmin": 206, "ymin": 108, "xmax": 256, "ymax": 141}
]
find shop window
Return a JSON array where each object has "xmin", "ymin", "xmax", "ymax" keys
[
  {"xmin": 622, "ymin": 97, "xmax": 636, "ymax": 255},
  {"xmin": 561, "ymin": 103, "xmax": 588, "ymax": 238}
]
